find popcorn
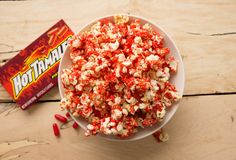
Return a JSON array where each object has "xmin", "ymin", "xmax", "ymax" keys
[
  {"xmin": 153, "ymin": 129, "xmax": 169, "ymax": 142},
  {"xmin": 109, "ymin": 40, "xmax": 119, "ymax": 51},
  {"xmin": 139, "ymin": 103, "xmax": 148, "ymax": 110},
  {"xmin": 143, "ymin": 23, "xmax": 152, "ymax": 32},
  {"xmin": 159, "ymin": 132, "xmax": 169, "ymax": 142},
  {"xmin": 111, "ymin": 109, "xmax": 123, "ymax": 120},
  {"xmin": 114, "ymin": 15, "xmax": 129, "ymax": 24},
  {"xmin": 122, "ymin": 60, "xmax": 132, "ymax": 66},
  {"xmin": 115, "ymin": 96, "xmax": 122, "ymax": 104},
  {"xmin": 117, "ymin": 54, "xmax": 126, "ymax": 62},
  {"xmin": 60, "ymin": 15, "xmax": 180, "ymax": 138},
  {"xmin": 156, "ymin": 106, "xmax": 166, "ymax": 120},
  {"xmin": 146, "ymin": 54, "xmax": 159, "ymax": 61},
  {"xmin": 122, "ymin": 67, "xmax": 128, "ymax": 73},
  {"xmin": 72, "ymin": 39, "xmax": 81, "ymax": 48},
  {"xmin": 134, "ymin": 36, "xmax": 142, "ymax": 44}
]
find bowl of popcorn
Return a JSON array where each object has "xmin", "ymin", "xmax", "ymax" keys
[{"xmin": 58, "ymin": 15, "xmax": 185, "ymax": 141}]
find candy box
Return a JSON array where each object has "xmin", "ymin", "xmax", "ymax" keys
[{"xmin": 0, "ymin": 19, "xmax": 74, "ymax": 109}]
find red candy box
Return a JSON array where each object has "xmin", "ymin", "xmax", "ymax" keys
[{"xmin": 0, "ymin": 19, "xmax": 74, "ymax": 109}]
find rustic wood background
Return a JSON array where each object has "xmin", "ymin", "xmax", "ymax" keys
[{"xmin": 0, "ymin": 0, "xmax": 236, "ymax": 160}]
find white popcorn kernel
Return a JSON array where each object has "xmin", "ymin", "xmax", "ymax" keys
[
  {"xmin": 114, "ymin": 15, "xmax": 129, "ymax": 24},
  {"xmin": 115, "ymin": 84, "xmax": 125, "ymax": 92},
  {"xmin": 91, "ymin": 29, "xmax": 101, "ymax": 36},
  {"xmin": 133, "ymin": 71, "xmax": 141, "ymax": 77},
  {"xmin": 61, "ymin": 73, "xmax": 70, "ymax": 86},
  {"xmin": 146, "ymin": 54, "xmax": 159, "ymax": 61},
  {"xmin": 130, "ymin": 84, "xmax": 136, "ymax": 91},
  {"xmin": 129, "ymin": 69, "xmax": 135, "ymax": 75},
  {"xmin": 159, "ymin": 132, "xmax": 169, "ymax": 142},
  {"xmin": 108, "ymin": 101, "xmax": 113, "ymax": 106},
  {"xmin": 162, "ymin": 97, "xmax": 172, "ymax": 108},
  {"xmin": 115, "ymin": 65, "xmax": 121, "ymax": 77},
  {"xmin": 60, "ymin": 97, "xmax": 69, "ymax": 110},
  {"xmin": 91, "ymin": 21, "xmax": 101, "ymax": 30},
  {"xmin": 139, "ymin": 103, "xmax": 148, "ymax": 110},
  {"xmin": 170, "ymin": 91, "xmax": 181, "ymax": 101},
  {"xmin": 109, "ymin": 122, "xmax": 116, "ymax": 127},
  {"xmin": 156, "ymin": 70, "xmax": 163, "ymax": 77},
  {"xmin": 111, "ymin": 128, "xmax": 118, "ymax": 135},
  {"xmin": 117, "ymin": 54, "xmax": 126, "ymax": 62},
  {"xmin": 164, "ymin": 67, "xmax": 170, "ymax": 73},
  {"xmin": 81, "ymin": 73, "xmax": 88, "ymax": 80},
  {"xmin": 87, "ymin": 124, "xmax": 94, "ymax": 130},
  {"xmin": 107, "ymin": 31, "xmax": 116, "ymax": 39},
  {"xmin": 122, "ymin": 67, "xmax": 127, "ymax": 73},
  {"xmin": 153, "ymin": 35, "xmax": 162, "ymax": 43},
  {"xmin": 116, "ymin": 122, "xmax": 124, "ymax": 132},
  {"xmin": 143, "ymin": 90, "xmax": 155, "ymax": 101},
  {"xmin": 101, "ymin": 43, "xmax": 110, "ymax": 51},
  {"xmin": 72, "ymin": 39, "xmax": 81, "ymax": 48},
  {"xmin": 75, "ymin": 84, "xmax": 83, "ymax": 91},
  {"xmin": 121, "ymin": 39, "xmax": 126, "ymax": 44},
  {"xmin": 115, "ymin": 96, "xmax": 121, "ymax": 104},
  {"xmin": 148, "ymin": 40, "xmax": 153, "ymax": 45},
  {"xmin": 112, "ymin": 109, "xmax": 123, "ymax": 120},
  {"xmin": 76, "ymin": 104, "xmax": 83, "ymax": 109},
  {"xmin": 134, "ymin": 105, "xmax": 139, "ymax": 111},
  {"xmin": 122, "ymin": 60, "xmax": 132, "ymax": 66},
  {"xmin": 81, "ymin": 62, "xmax": 95, "ymax": 71},
  {"xmin": 134, "ymin": 36, "xmax": 142, "ymax": 44},
  {"xmin": 131, "ymin": 44, "xmax": 143, "ymax": 55},
  {"xmin": 72, "ymin": 112, "xmax": 80, "ymax": 117},
  {"xmin": 122, "ymin": 108, "xmax": 128, "ymax": 116},
  {"xmin": 102, "ymin": 117, "xmax": 111, "ymax": 128},
  {"xmin": 104, "ymin": 129, "xmax": 112, "ymax": 135},
  {"xmin": 169, "ymin": 60, "xmax": 177, "ymax": 72},
  {"xmin": 130, "ymin": 54, "xmax": 138, "ymax": 61},
  {"xmin": 80, "ymin": 94, "xmax": 91, "ymax": 105},
  {"xmin": 109, "ymin": 40, "xmax": 119, "ymax": 51},
  {"xmin": 150, "ymin": 79, "xmax": 159, "ymax": 92},
  {"xmin": 73, "ymin": 55, "xmax": 83, "ymax": 63},
  {"xmin": 156, "ymin": 70, "xmax": 169, "ymax": 82},
  {"xmin": 156, "ymin": 107, "xmax": 166, "ymax": 119},
  {"xmin": 95, "ymin": 66, "xmax": 101, "ymax": 72},
  {"xmin": 137, "ymin": 118, "xmax": 144, "ymax": 128},
  {"xmin": 126, "ymin": 97, "xmax": 137, "ymax": 104},
  {"xmin": 143, "ymin": 23, "xmax": 152, "ymax": 31}
]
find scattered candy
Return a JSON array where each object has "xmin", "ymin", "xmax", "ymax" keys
[
  {"xmin": 54, "ymin": 114, "xmax": 68, "ymax": 123},
  {"xmin": 72, "ymin": 122, "xmax": 79, "ymax": 129},
  {"xmin": 52, "ymin": 123, "xmax": 60, "ymax": 137},
  {"xmin": 66, "ymin": 112, "xmax": 71, "ymax": 118}
]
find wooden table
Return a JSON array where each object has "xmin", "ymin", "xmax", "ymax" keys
[{"xmin": 0, "ymin": 0, "xmax": 236, "ymax": 159}]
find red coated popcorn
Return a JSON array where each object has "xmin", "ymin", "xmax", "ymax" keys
[{"xmin": 60, "ymin": 15, "xmax": 180, "ymax": 138}]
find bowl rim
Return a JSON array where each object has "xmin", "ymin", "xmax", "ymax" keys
[{"xmin": 58, "ymin": 14, "xmax": 185, "ymax": 141}]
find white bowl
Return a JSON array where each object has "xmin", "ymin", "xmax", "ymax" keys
[{"xmin": 58, "ymin": 15, "xmax": 185, "ymax": 141}]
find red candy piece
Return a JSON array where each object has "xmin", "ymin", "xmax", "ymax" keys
[
  {"xmin": 54, "ymin": 114, "xmax": 68, "ymax": 123},
  {"xmin": 65, "ymin": 112, "xmax": 71, "ymax": 118},
  {"xmin": 52, "ymin": 123, "xmax": 60, "ymax": 137},
  {"xmin": 153, "ymin": 129, "xmax": 162, "ymax": 142},
  {"xmin": 72, "ymin": 122, "xmax": 79, "ymax": 129}
]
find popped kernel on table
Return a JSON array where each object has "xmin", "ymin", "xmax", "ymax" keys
[{"xmin": 0, "ymin": 1, "xmax": 236, "ymax": 160}]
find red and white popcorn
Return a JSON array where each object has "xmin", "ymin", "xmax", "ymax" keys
[{"xmin": 60, "ymin": 15, "xmax": 180, "ymax": 138}]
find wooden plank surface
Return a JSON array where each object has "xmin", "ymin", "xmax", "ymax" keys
[
  {"xmin": 0, "ymin": 1, "xmax": 236, "ymax": 159},
  {"xmin": 0, "ymin": 95, "xmax": 236, "ymax": 160},
  {"xmin": 0, "ymin": 0, "xmax": 236, "ymax": 102}
]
